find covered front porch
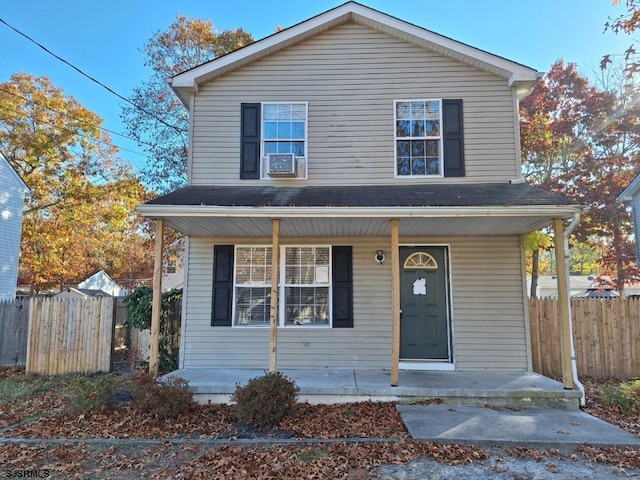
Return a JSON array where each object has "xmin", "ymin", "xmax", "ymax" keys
[
  {"xmin": 164, "ymin": 368, "xmax": 581, "ymax": 409},
  {"xmin": 139, "ymin": 183, "xmax": 584, "ymax": 399}
]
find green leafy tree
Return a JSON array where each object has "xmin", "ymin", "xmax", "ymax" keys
[
  {"xmin": 122, "ymin": 15, "xmax": 253, "ymax": 192},
  {"xmin": 123, "ymin": 286, "xmax": 182, "ymax": 374},
  {"xmin": 570, "ymin": 243, "xmax": 600, "ymax": 275}
]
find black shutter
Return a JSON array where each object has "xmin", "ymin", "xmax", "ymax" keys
[
  {"xmin": 240, "ymin": 103, "xmax": 261, "ymax": 179},
  {"xmin": 211, "ymin": 245, "xmax": 234, "ymax": 326},
  {"xmin": 443, "ymin": 99, "xmax": 465, "ymax": 177},
  {"xmin": 332, "ymin": 246, "xmax": 353, "ymax": 328}
]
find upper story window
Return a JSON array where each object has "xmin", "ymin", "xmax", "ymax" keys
[
  {"xmin": 239, "ymin": 102, "xmax": 308, "ymax": 180},
  {"xmin": 263, "ymin": 103, "xmax": 307, "ymax": 157},
  {"xmin": 394, "ymin": 99, "xmax": 465, "ymax": 178},
  {"xmin": 395, "ymin": 100, "xmax": 442, "ymax": 177}
]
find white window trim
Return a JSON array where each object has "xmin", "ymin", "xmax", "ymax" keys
[
  {"xmin": 232, "ymin": 245, "xmax": 272, "ymax": 328},
  {"xmin": 232, "ymin": 244, "xmax": 332, "ymax": 328},
  {"xmin": 393, "ymin": 99, "xmax": 444, "ymax": 179},
  {"xmin": 260, "ymin": 101, "xmax": 309, "ymax": 180},
  {"xmin": 280, "ymin": 245, "xmax": 332, "ymax": 328}
]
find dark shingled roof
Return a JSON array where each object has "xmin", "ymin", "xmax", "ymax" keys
[{"xmin": 146, "ymin": 183, "xmax": 577, "ymax": 208}]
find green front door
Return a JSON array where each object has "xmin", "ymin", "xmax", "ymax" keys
[{"xmin": 399, "ymin": 246, "xmax": 450, "ymax": 360}]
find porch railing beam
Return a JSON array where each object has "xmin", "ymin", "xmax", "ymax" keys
[
  {"xmin": 553, "ymin": 217, "xmax": 575, "ymax": 389},
  {"xmin": 269, "ymin": 218, "xmax": 281, "ymax": 372},
  {"xmin": 390, "ymin": 218, "xmax": 400, "ymax": 386},
  {"xmin": 149, "ymin": 218, "xmax": 164, "ymax": 377}
]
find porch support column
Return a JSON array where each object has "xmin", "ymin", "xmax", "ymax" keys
[
  {"xmin": 269, "ymin": 219, "xmax": 281, "ymax": 372},
  {"xmin": 390, "ymin": 218, "xmax": 400, "ymax": 387},
  {"xmin": 149, "ymin": 218, "xmax": 164, "ymax": 378},
  {"xmin": 553, "ymin": 218, "xmax": 575, "ymax": 389}
]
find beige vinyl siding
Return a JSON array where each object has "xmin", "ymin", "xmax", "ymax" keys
[
  {"xmin": 190, "ymin": 22, "xmax": 519, "ymax": 186},
  {"xmin": 448, "ymin": 236, "xmax": 528, "ymax": 371},
  {"xmin": 181, "ymin": 235, "xmax": 527, "ymax": 371},
  {"xmin": 182, "ymin": 236, "xmax": 392, "ymax": 369}
]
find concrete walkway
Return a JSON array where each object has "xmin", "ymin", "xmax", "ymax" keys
[{"xmin": 398, "ymin": 404, "xmax": 640, "ymax": 450}]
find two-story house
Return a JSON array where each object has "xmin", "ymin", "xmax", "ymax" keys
[{"xmin": 139, "ymin": 2, "xmax": 582, "ymax": 398}]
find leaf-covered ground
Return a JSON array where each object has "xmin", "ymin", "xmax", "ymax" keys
[{"xmin": 0, "ymin": 367, "xmax": 639, "ymax": 479}]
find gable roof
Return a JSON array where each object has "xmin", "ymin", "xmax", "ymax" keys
[{"xmin": 170, "ymin": 1, "xmax": 539, "ymax": 105}]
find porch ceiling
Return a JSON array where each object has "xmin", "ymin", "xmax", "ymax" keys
[{"xmin": 159, "ymin": 214, "xmax": 564, "ymax": 237}]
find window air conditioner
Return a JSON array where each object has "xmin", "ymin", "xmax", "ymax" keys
[{"xmin": 267, "ymin": 153, "xmax": 297, "ymax": 177}]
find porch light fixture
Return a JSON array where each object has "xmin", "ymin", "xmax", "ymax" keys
[{"xmin": 375, "ymin": 250, "xmax": 385, "ymax": 264}]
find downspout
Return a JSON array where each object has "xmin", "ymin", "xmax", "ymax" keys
[{"xmin": 564, "ymin": 211, "xmax": 585, "ymax": 406}]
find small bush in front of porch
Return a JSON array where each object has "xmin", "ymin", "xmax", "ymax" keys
[
  {"xmin": 67, "ymin": 373, "xmax": 116, "ymax": 414},
  {"xmin": 232, "ymin": 371, "xmax": 299, "ymax": 428},
  {"xmin": 132, "ymin": 373, "xmax": 196, "ymax": 419},
  {"xmin": 604, "ymin": 379, "xmax": 640, "ymax": 414}
]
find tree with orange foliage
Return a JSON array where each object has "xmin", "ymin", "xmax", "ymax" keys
[
  {"xmin": 521, "ymin": 60, "xmax": 640, "ymax": 292},
  {"xmin": 0, "ymin": 73, "xmax": 153, "ymax": 292}
]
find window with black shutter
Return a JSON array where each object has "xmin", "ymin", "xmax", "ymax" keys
[
  {"xmin": 211, "ymin": 245, "xmax": 353, "ymax": 328},
  {"xmin": 240, "ymin": 103, "xmax": 261, "ymax": 179},
  {"xmin": 211, "ymin": 245, "xmax": 234, "ymax": 326},
  {"xmin": 394, "ymin": 98, "xmax": 464, "ymax": 177}
]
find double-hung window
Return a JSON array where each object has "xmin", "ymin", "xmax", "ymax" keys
[
  {"xmin": 284, "ymin": 246, "xmax": 330, "ymax": 326},
  {"xmin": 240, "ymin": 102, "xmax": 308, "ymax": 180},
  {"xmin": 395, "ymin": 100, "xmax": 442, "ymax": 177},
  {"xmin": 234, "ymin": 246, "xmax": 272, "ymax": 326},
  {"xmin": 232, "ymin": 245, "xmax": 330, "ymax": 327},
  {"xmin": 262, "ymin": 103, "xmax": 307, "ymax": 158}
]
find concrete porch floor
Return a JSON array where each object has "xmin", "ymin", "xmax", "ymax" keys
[{"xmin": 164, "ymin": 368, "xmax": 582, "ymax": 409}]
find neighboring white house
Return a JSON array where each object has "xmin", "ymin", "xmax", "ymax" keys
[
  {"xmin": 162, "ymin": 268, "xmax": 184, "ymax": 291},
  {"xmin": 0, "ymin": 156, "xmax": 29, "ymax": 301},
  {"xmin": 77, "ymin": 270, "xmax": 125, "ymax": 297}
]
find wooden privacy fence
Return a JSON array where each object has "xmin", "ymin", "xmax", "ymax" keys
[
  {"xmin": 26, "ymin": 296, "xmax": 114, "ymax": 375},
  {"xmin": 0, "ymin": 298, "xmax": 29, "ymax": 366},
  {"xmin": 530, "ymin": 297, "xmax": 640, "ymax": 379}
]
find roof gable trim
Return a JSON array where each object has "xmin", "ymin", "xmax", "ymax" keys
[{"xmin": 171, "ymin": 1, "xmax": 538, "ymax": 94}]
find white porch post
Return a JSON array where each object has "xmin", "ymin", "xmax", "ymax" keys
[
  {"xmin": 390, "ymin": 219, "xmax": 400, "ymax": 386},
  {"xmin": 553, "ymin": 218, "xmax": 575, "ymax": 389},
  {"xmin": 269, "ymin": 219, "xmax": 281, "ymax": 372},
  {"xmin": 149, "ymin": 218, "xmax": 164, "ymax": 377}
]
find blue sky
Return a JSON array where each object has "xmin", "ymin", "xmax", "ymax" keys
[{"xmin": 0, "ymin": 0, "xmax": 633, "ymax": 171}]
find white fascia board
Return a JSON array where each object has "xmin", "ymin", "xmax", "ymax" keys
[
  {"xmin": 618, "ymin": 173, "xmax": 640, "ymax": 202},
  {"xmin": 171, "ymin": 2, "xmax": 538, "ymax": 91},
  {"xmin": 137, "ymin": 204, "xmax": 581, "ymax": 219}
]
